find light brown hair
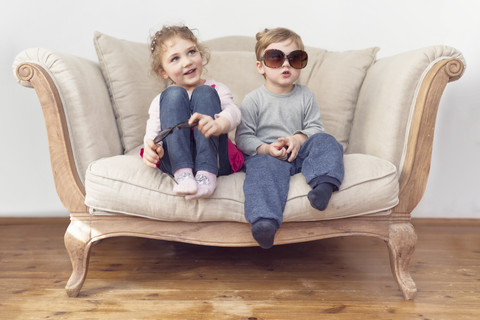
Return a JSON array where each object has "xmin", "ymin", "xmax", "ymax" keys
[
  {"xmin": 255, "ymin": 27, "xmax": 305, "ymax": 61},
  {"xmin": 150, "ymin": 25, "xmax": 209, "ymax": 76}
]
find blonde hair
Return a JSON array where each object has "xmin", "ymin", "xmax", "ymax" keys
[
  {"xmin": 149, "ymin": 25, "xmax": 210, "ymax": 75},
  {"xmin": 255, "ymin": 27, "xmax": 305, "ymax": 61}
]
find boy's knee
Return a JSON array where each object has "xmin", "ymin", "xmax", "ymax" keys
[
  {"xmin": 247, "ymin": 154, "xmax": 273, "ymax": 166},
  {"xmin": 310, "ymin": 132, "xmax": 343, "ymax": 152},
  {"xmin": 246, "ymin": 154, "xmax": 289, "ymax": 172}
]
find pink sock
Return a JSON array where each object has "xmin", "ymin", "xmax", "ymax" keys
[
  {"xmin": 173, "ymin": 168, "xmax": 197, "ymax": 195},
  {"xmin": 185, "ymin": 170, "xmax": 217, "ymax": 200}
]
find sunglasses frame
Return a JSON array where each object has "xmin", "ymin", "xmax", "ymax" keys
[
  {"xmin": 153, "ymin": 119, "xmax": 198, "ymax": 145},
  {"xmin": 153, "ymin": 118, "xmax": 217, "ymax": 183},
  {"xmin": 261, "ymin": 49, "xmax": 308, "ymax": 69},
  {"xmin": 153, "ymin": 119, "xmax": 198, "ymax": 183}
]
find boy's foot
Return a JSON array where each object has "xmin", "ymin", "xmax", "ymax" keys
[
  {"xmin": 307, "ymin": 183, "xmax": 334, "ymax": 211},
  {"xmin": 173, "ymin": 168, "xmax": 197, "ymax": 195},
  {"xmin": 251, "ymin": 218, "xmax": 278, "ymax": 249},
  {"xmin": 185, "ymin": 171, "xmax": 217, "ymax": 200}
]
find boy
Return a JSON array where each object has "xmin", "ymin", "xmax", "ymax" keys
[{"xmin": 235, "ymin": 28, "xmax": 344, "ymax": 249}]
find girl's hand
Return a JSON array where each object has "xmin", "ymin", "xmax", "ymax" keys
[
  {"xmin": 143, "ymin": 139, "xmax": 164, "ymax": 168},
  {"xmin": 189, "ymin": 113, "xmax": 230, "ymax": 138},
  {"xmin": 278, "ymin": 133, "xmax": 307, "ymax": 162}
]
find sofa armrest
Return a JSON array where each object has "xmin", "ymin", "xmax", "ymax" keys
[
  {"xmin": 13, "ymin": 48, "xmax": 123, "ymax": 213},
  {"xmin": 395, "ymin": 57, "xmax": 464, "ymax": 213},
  {"xmin": 348, "ymin": 46, "xmax": 465, "ymax": 213}
]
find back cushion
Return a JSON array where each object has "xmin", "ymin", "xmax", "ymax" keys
[
  {"xmin": 300, "ymin": 47, "xmax": 379, "ymax": 149},
  {"xmin": 94, "ymin": 31, "xmax": 377, "ymax": 152},
  {"xmin": 94, "ymin": 32, "xmax": 167, "ymax": 153},
  {"xmin": 206, "ymin": 51, "xmax": 264, "ymax": 106}
]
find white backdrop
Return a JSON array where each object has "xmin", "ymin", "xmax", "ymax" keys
[{"xmin": 1, "ymin": 0, "xmax": 479, "ymax": 218}]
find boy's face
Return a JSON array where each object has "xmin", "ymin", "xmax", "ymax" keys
[{"xmin": 256, "ymin": 40, "xmax": 302, "ymax": 94}]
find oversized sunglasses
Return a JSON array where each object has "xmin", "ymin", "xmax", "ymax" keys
[
  {"xmin": 261, "ymin": 49, "xmax": 308, "ymax": 69},
  {"xmin": 153, "ymin": 119, "xmax": 198, "ymax": 145}
]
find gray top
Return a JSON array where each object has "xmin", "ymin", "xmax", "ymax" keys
[{"xmin": 235, "ymin": 84, "xmax": 325, "ymax": 155}]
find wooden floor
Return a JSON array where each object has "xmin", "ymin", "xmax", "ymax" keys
[{"xmin": 0, "ymin": 218, "xmax": 479, "ymax": 320}]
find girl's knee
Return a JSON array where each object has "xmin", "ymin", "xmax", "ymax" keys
[
  {"xmin": 160, "ymin": 86, "xmax": 190, "ymax": 114},
  {"xmin": 162, "ymin": 85, "xmax": 188, "ymax": 97},
  {"xmin": 191, "ymin": 85, "xmax": 222, "ymax": 118},
  {"xmin": 191, "ymin": 85, "xmax": 221, "ymax": 109},
  {"xmin": 192, "ymin": 85, "xmax": 217, "ymax": 97}
]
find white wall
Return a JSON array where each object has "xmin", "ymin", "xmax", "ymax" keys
[{"xmin": 1, "ymin": 0, "xmax": 479, "ymax": 218}]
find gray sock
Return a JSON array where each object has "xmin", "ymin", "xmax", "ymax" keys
[
  {"xmin": 307, "ymin": 183, "xmax": 334, "ymax": 211},
  {"xmin": 251, "ymin": 219, "xmax": 278, "ymax": 249}
]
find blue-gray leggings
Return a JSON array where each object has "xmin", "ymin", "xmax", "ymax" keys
[
  {"xmin": 159, "ymin": 85, "xmax": 231, "ymax": 176},
  {"xmin": 243, "ymin": 132, "xmax": 344, "ymax": 227}
]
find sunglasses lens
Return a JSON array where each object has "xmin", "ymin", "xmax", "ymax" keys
[
  {"xmin": 263, "ymin": 49, "xmax": 285, "ymax": 68},
  {"xmin": 288, "ymin": 50, "xmax": 308, "ymax": 69},
  {"xmin": 263, "ymin": 49, "xmax": 308, "ymax": 69},
  {"xmin": 176, "ymin": 120, "xmax": 192, "ymax": 129}
]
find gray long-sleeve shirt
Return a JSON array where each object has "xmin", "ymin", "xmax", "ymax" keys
[{"xmin": 235, "ymin": 84, "xmax": 325, "ymax": 156}]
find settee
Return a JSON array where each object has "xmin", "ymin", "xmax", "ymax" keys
[{"xmin": 13, "ymin": 32, "xmax": 465, "ymax": 299}]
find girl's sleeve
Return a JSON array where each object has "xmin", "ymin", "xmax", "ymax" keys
[
  {"xmin": 214, "ymin": 82, "xmax": 241, "ymax": 131},
  {"xmin": 144, "ymin": 94, "xmax": 162, "ymax": 146}
]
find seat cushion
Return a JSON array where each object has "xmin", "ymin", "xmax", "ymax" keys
[{"xmin": 85, "ymin": 150, "xmax": 398, "ymax": 222}]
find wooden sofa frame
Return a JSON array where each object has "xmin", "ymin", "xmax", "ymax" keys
[{"xmin": 15, "ymin": 55, "xmax": 464, "ymax": 299}]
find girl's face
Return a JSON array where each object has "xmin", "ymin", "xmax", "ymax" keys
[
  {"xmin": 159, "ymin": 37, "xmax": 204, "ymax": 91},
  {"xmin": 256, "ymin": 39, "xmax": 302, "ymax": 95}
]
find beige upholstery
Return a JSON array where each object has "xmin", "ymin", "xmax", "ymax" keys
[
  {"xmin": 13, "ymin": 31, "xmax": 465, "ymax": 300},
  {"xmin": 82, "ymin": 32, "xmax": 393, "ymax": 222},
  {"xmin": 349, "ymin": 45, "xmax": 465, "ymax": 169},
  {"xmin": 86, "ymin": 151, "xmax": 398, "ymax": 222}
]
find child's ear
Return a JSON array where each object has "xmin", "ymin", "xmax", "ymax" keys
[
  {"xmin": 158, "ymin": 69, "xmax": 169, "ymax": 79},
  {"xmin": 256, "ymin": 61, "xmax": 265, "ymax": 76}
]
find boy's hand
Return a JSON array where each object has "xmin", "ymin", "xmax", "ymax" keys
[
  {"xmin": 143, "ymin": 138, "xmax": 164, "ymax": 168},
  {"xmin": 257, "ymin": 141, "xmax": 288, "ymax": 160},
  {"xmin": 189, "ymin": 112, "xmax": 230, "ymax": 138},
  {"xmin": 278, "ymin": 133, "xmax": 307, "ymax": 162}
]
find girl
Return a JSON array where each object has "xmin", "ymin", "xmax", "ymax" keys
[{"xmin": 143, "ymin": 25, "xmax": 242, "ymax": 200}]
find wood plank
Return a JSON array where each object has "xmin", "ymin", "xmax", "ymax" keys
[{"xmin": 1, "ymin": 218, "xmax": 479, "ymax": 319}]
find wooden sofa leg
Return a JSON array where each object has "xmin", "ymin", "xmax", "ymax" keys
[
  {"xmin": 64, "ymin": 220, "xmax": 93, "ymax": 297},
  {"xmin": 386, "ymin": 223, "xmax": 418, "ymax": 300}
]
